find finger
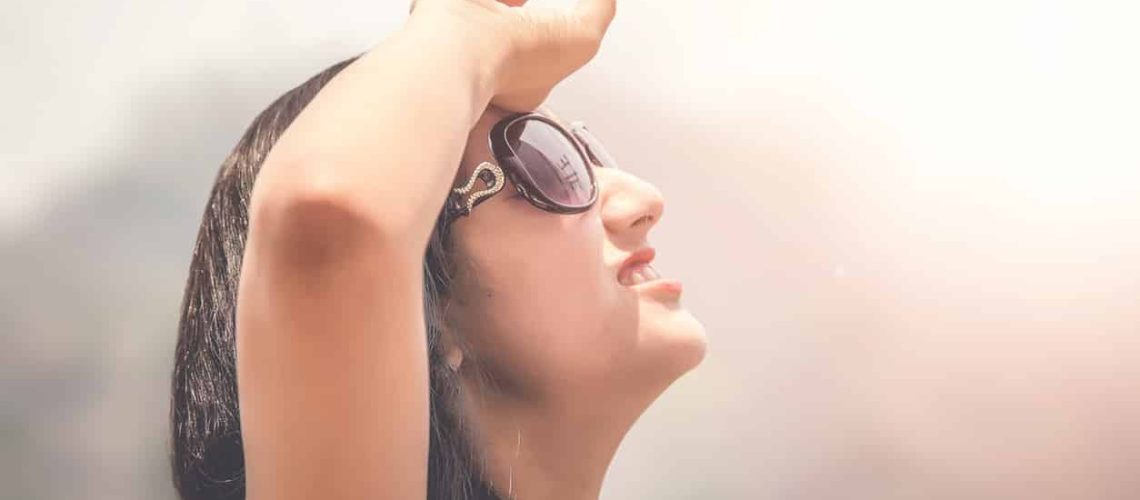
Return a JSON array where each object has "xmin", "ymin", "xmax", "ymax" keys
[{"xmin": 574, "ymin": 0, "xmax": 616, "ymax": 33}]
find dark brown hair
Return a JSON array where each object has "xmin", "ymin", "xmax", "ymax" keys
[{"xmin": 169, "ymin": 55, "xmax": 500, "ymax": 500}]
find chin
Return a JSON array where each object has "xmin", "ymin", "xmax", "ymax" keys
[
  {"xmin": 639, "ymin": 304, "xmax": 708, "ymax": 379},
  {"xmin": 667, "ymin": 310, "xmax": 709, "ymax": 374}
]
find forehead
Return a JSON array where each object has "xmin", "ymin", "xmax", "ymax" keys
[
  {"xmin": 534, "ymin": 105, "xmax": 568, "ymax": 128},
  {"xmin": 485, "ymin": 104, "xmax": 568, "ymax": 128}
]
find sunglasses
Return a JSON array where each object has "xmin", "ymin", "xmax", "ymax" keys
[{"xmin": 443, "ymin": 112, "xmax": 619, "ymax": 227}]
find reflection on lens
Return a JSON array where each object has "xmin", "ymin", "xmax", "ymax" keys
[
  {"xmin": 505, "ymin": 118, "xmax": 594, "ymax": 208},
  {"xmin": 571, "ymin": 122, "xmax": 620, "ymax": 170}
]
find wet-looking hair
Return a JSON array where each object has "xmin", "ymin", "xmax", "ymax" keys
[{"xmin": 169, "ymin": 55, "xmax": 500, "ymax": 500}]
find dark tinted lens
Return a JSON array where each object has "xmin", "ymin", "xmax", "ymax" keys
[
  {"xmin": 571, "ymin": 122, "xmax": 620, "ymax": 170},
  {"xmin": 504, "ymin": 118, "xmax": 594, "ymax": 207}
]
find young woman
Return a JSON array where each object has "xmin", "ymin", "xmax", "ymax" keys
[{"xmin": 170, "ymin": 0, "xmax": 707, "ymax": 498}]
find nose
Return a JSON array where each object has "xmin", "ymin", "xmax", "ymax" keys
[{"xmin": 597, "ymin": 168, "xmax": 666, "ymax": 242}]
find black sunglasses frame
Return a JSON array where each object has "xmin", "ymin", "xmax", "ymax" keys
[{"xmin": 443, "ymin": 112, "xmax": 604, "ymax": 227}]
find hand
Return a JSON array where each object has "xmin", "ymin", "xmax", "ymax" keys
[{"xmin": 408, "ymin": 0, "xmax": 617, "ymax": 112}]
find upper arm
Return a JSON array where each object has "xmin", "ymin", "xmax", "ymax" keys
[{"xmin": 235, "ymin": 172, "xmax": 429, "ymax": 499}]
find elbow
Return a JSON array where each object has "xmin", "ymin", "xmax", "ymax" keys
[{"xmin": 247, "ymin": 165, "xmax": 417, "ymax": 268}]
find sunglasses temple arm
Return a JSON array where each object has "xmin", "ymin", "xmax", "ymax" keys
[{"xmin": 445, "ymin": 161, "xmax": 506, "ymax": 221}]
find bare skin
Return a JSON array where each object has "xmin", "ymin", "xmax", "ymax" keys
[
  {"xmin": 442, "ymin": 104, "xmax": 707, "ymax": 499},
  {"xmin": 235, "ymin": 1, "xmax": 705, "ymax": 499}
]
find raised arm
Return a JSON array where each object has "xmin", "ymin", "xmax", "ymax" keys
[{"xmin": 233, "ymin": 1, "xmax": 616, "ymax": 499}]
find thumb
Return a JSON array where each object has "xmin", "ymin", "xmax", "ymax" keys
[{"xmin": 574, "ymin": 0, "xmax": 617, "ymax": 35}]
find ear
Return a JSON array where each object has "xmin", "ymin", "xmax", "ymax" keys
[
  {"xmin": 439, "ymin": 324, "xmax": 465, "ymax": 372},
  {"xmin": 446, "ymin": 347, "xmax": 464, "ymax": 372}
]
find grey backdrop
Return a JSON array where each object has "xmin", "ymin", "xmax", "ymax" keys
[{"xmin": 5, "ymin": 1, "xmax": 1140, "ymax": 499}]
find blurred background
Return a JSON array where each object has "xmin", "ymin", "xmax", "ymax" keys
[{"xmin": 4, "ymin": 0, "xmax": 1139, "ymax": 498}]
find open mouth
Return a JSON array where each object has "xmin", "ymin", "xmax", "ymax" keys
[{"xmin": 619, "ymin": 261, "xmax": 662, "ymax": 287}]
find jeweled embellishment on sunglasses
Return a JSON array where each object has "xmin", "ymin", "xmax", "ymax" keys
[{"xmin": 452, "ymin": 161, "xmax": 505, "ymax": 216}]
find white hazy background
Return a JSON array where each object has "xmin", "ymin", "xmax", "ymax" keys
[{"xmin": 4, "ymin": 0, "xmax": 1140, "ymax": 498}]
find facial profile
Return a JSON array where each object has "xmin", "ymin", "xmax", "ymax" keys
[{"xmin": 441, "ymin": 104, "xmax": 708, "ymax": 415}]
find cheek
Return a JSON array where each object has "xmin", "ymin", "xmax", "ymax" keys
[{"xmin": 469, "ymin": 214, "xmax": 635, "ymax": 393}]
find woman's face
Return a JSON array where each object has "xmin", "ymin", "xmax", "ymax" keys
[{"xmin": 445, "ymin": 105, "xmax": 707, "ymax": 408}]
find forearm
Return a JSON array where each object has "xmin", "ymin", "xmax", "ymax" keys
[
  {"xmin": 254, "ymin": 15, "xmax": 502, "ymax": 248},
  {"xmin": 236, "ymin": 20, "xmax": 505, "ymax": 499}
]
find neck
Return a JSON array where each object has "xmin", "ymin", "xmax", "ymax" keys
[{"xmin": 461, "ymin": 382, "xmax": 641, "ymax": 500}]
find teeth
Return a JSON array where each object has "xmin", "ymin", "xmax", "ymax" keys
[
  {"xmin": 622, "ymin": 263, "xmax": 661, "ymax": 286},
  {"xmin": 633, "ymin": 269, "xmax": 648, "ymax": 285},
  {"xmin": 644, "ymin": 264, "xmax": 659, "ymax": 280}
]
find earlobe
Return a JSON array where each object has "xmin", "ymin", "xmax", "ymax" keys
[
  {"xmin": 446, "ymin": 348, "xmax": 464, "ymax": 372},
  {"xmin": 438, "ymin": 318, "xmax": 466, "ymax": 373}
]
